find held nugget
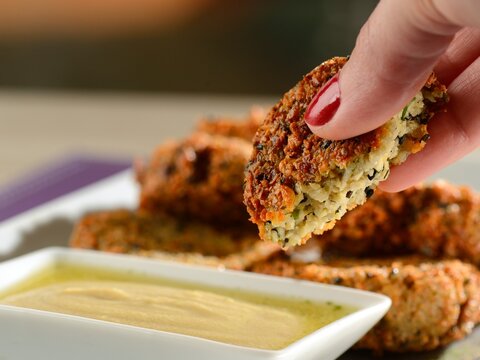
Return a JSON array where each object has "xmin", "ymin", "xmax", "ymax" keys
[{"xmin": 244, "ymin": 56, "xmax": 448, "ymax": 247}]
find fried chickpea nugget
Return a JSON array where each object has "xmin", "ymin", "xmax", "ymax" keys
[
  {"xmin": 250, "ymin": 254, "xmax": 480, "ymax": 353},
  {"xmin": 136, "ymin": 133, "xmax": 253, "ymax": 226},
  {"xmin": 244, "ymin": 56, "xmax": 448, "ymax": 247},
  {"xmin": 70, "ymin": 209, "xmax": 279, "ymax": 270},
  {"xmin": 316, "ymin": 181, "xmax": 480, "ymax": 266},
  {"xmin": 195, "ymin": 106, "xmax": 265, "ymax": 141}
]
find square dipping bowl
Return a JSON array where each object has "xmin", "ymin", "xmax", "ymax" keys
[{"xmin": 0, "ymin": 248, "xmax": 391, "ymax": 360}]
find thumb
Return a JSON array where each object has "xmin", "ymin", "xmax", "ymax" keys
[{"xmin": 305, "ymin": 0, "xmax": 479, "ymax": 140}]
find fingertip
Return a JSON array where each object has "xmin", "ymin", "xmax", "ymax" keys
[
  {"xmin": 378, "ymin": 174, "xmax": 412, "ymax": 192},
  {"xmin": 304, "ymin": 72, "xmax": 342, "ymax": 137},
  {"xmin": 305, "ymin": 122, "xmax": 324, "ymax": 138},
  {"xmin": 305, "ymin": 122, "xmax": 346, "ymax": 141},
  {"xmin": 378, "ymin": 152, "xmax": 432, "ymax": 193}
]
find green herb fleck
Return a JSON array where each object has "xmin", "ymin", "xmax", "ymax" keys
[
  {"xmin": 401, "ymin": 105, "xmax": 409, "ymax": 120},
  {"xmin": 292, "ymin": 209, "xmax": 300, "ymax": 220}
]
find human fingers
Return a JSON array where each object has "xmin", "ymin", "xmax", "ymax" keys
[
  {"xmin": 380, "ymin": 56, "xmax": 480, "ymax": 191},
  {"xmin": 434, "ymin": 27, "xmax": 480, "ymax": 86},
  {"xmin": 305, "ymin": 0, "xmax": 480, "ymax": 140}
]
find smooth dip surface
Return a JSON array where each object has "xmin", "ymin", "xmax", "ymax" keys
[{"xmin": 0, "ymin": 263, "xmax": 355, "ymax": 350}]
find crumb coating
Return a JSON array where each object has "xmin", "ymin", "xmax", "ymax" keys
[{"xmin": 244, "ymin": 57, "xmax": 448, "ymax": 247}]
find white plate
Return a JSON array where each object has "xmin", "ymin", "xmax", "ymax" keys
[
  {"xmin": 0, "ymin": 169, "xmax": 137, "ymax": 260},
  {"xmin": 0, "ymin": 154, "xmax": 478, "ymax": 360},
  {"xmin": 0, "ymin": 247, "xmax": 391, "ymax": 360}
]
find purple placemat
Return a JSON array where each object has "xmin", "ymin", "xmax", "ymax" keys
[{"xmin": 0, "ymin": 155, "xmax": 131, "ymax": 222}]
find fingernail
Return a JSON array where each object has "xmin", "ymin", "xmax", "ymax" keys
[{"xmin": 305, "ymin": 73, "xmax": 341, "ymax": 127}]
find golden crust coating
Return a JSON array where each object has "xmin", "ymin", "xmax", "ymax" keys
[
  {"xmin": 249, "ymin": 254, "xmax": 480, "ymax": 353},
  {"xmin": 134, "ymin": 241, "xmax": 279, "ymax": 271},
  {"xmin": 195, "ymin": 107, "xmax": 265, "ymax": 142},
  {"xmin": 317, "ymin": 181, "xmax": 480, "ymax": 266},
  {"xmin": 136, "ymin": 133, "xmax": 253, "ymax": 226},
  {"xmin": 69, "ymin": 209, "xmax": 279, "ymax": 270},
  {"xmin": 244, "ymin": 56, "xmax": 448, "ymax": 246}
]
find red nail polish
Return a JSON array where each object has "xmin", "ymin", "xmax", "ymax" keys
[{"xmin": 305, "ymin": 73, "xmax": 341, "ymax": 126}]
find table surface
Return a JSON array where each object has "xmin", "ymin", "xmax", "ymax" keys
[
  {"xmin": 0, "ymin": 89, "xmax": 274, "ymax": 186},
  {"xmin": 2, "ymin": 89, "xmax": 480, "ymax": 188}
]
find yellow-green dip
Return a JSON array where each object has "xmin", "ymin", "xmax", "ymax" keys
[{"xmin": 0, "ymin": 263, "xmax": 355, "ymax": 350}]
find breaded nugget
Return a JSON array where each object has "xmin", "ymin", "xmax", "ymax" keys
[
  {"xmin": 70, "ymin": 209, "xmax": 279, "ymax": 270},
  {"xmin": 137, "ymin": 133, "xmax": 253, "ymax": 226},
  {"xmin": 244, "ymin": 56, "xmax": 448, "ymax": 247},
  {"xmin": 250, "ymin": 254, "xmax": 480, "ymax": 353},
  {"xmin": 317, "ymin": 181, "xmax": 480, "ymax": 266},
  {"xmin": 134, "ymin": 241, "xmax": 279, "ymax": 271},
  {"xmin": 195, "ymin": 107, "xmax": 265, "ymax": 141}
]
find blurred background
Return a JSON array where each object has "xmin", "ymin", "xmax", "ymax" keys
[
  {"xmin": 0, "ymin": 0, "xmax": 377, "ymax": 94},
  {"xmin": 1, "ymin": 0, "xmax": 378, "ymax": 186}
]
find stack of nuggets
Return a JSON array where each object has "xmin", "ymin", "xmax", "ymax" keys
[
  {"xmin": 70, "ymin": 57, "xmax": 480, "ymax": 354},
  {"xmin": 71, "ymin": 109, "xmax": 279, "ymax": 270}
]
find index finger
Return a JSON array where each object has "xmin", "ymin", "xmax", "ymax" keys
[{"xmin": 306, "ymin": 0, "xmax": 480, "ymax": 140}]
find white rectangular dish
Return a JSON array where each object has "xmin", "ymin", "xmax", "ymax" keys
[{"xmin": 0, "ymin": 247, "xmax": 391, "ymax": 360}]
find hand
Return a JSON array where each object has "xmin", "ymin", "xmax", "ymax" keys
[{"xmin": 305, "ymin": 0, "xmax": 480, "ymax": 191}]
